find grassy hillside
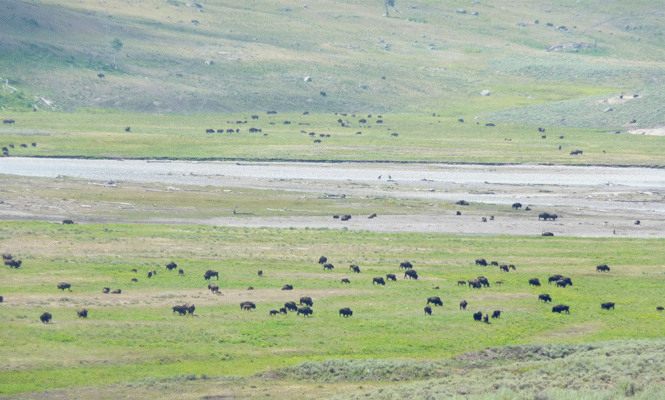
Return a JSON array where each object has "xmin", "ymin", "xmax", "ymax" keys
[{"xmin": 1, "ymin": 0, "xmax": 665, "ymax": 129}]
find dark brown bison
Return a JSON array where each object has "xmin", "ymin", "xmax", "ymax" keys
[
  {"xmin": 481, "ymin": 217, "xmax": 487, "ymax": 222},
  {"xmin": 323, "ymin": 263, "xmax": 334, "ymax": 271},
  {"xmin": 131, "ymin": 278, "xmax": 138, "ymax": 282},
  {"xmin": 491, "ymin": 310, "xmax": 501, "ymax": 319},
  {"xmin": 368, "ymin": 213, "xmax": 377, "ymax": 218},
  {"xmin": 173, "ymin": 305, "xmax": 188, "ymax": 315},
  {"xmin": 475, "ymin": 258, "xmax": 488, "ymax": 266},
  {"xmin": 457, "ymin": 280, "xmax": 466, "ymax": 286},
  {"xmin": 204, "ymin": 270, "xmax": 219, "ymax": 280},
  {"xmin": 205, "ymin": 129, "xmax": 215, "ymax": 133},
  {"xmin": 509, "ymin": 264, "xmax": 515, "ymax": 270},
  {"xmin": 284, "ymin": 301, "xmax": 298, "ymax": 311},
  {"xmin": 512, "ymin": 203, "xmax": 522, "ymax": 210},
  {"xmin": 166, "ymin": 262, "xmax": 177, "ymax": 271},
  {"xmin": 460, "ymin": 300, "xmax": 468, "ymax": 310},
  {"xmin": 340, "ymin": 215, "xmax": 351, "ymax": 221},
  {"xmin": 552, "ymin": 304, "xmax": 570, "ymax": 314},
  {"xmin": 179, "ymin": 269, "xmax": 184, "ymax": 275},
  {"xmin": 468, "ymin": 279, "xmax": 481, "ymax": 289},
  {"xmin": 555, "ymin": 279, "xmax": 569, "ymax": 288},
  {"xmin": 500, "ymin": 264, "xmax": 509, "ymax": 272},
  {"xmin": 601, "ymin": 302, "xmax": 615, "ymax": 310},
  {"xmin": 529, "ymin": 278, "xmax": 541, "ymax": 287},
  {"xmin": 424, "ymin": 306, "xmax": 432, "ymax": 315},
  {"xmin": 131, "ymin": 268, "xmax": 137, "ymax": 273},
  {"xmin": 349, "ymin": 264, "xmax": 360, "ymax": 273},
  {"xmin": 297, "ymin": 306, "xmax": 313, "ymax": 317},
  {"xmin": 483, "ymin": 314, "xmax": 489, "ymax": 323},
  {"xmin": 477, "ymin": 276, "xmax": 490, "ymax": 287},
  {"xmin": 490, "ymin": 261, "xmax": 499, "ymax": 266},
  {"xmin": 373, "ymin": 277, "xmax": 386, "ymax": 285},
  {"xmin": 2, "ymin": 253, "xmax": 11, "ymax": 260},
  {"xmin": 318, "ymin": 256, "xmax": 327, "ymax": 264},
  {"xmin": 208, "ymin": 284, "xmax": 219, "ymax": 294},
  {"xmin": 258, "ymin": 269, "xmax": 263, "ymax": 276},
  {"xmin": 62, "ymin": 219, "xmax": 74, "ymax": 224},
  {"xmin": 148, "ymin": 271, "xmax": 153, "ymax": 278},
  {"xmin": 299, "ymin": 297, "xmax": 313, "ymax": 307},
  {"xmin": 400, "ymin": 261, "xmax": 413, "ymax": 269},
  {"xmin": 542, "ymin": 232, "xmax": 554, "ymax": 236},
  {"xmin": 456, "ymin": 211, "xmax": 461, "ymax": 215},
  {"xmin": 40, "ymin": 312, "xmax": 52, "ymax": 323},
  {"xmin": 3, "ymin": 119, "xmax": 16, "ymax": 124},
  {"xmin": 339, "ymin": 308, "xmax": 353, "ymax": 317},
  {"xmin": 240, "ymin": 301, "xmax": 256, "ymax": 311},
  {"xmin": 538, "ymin": 294, "xmax": 552, "ymax": 303},
  {"xmin": 111, "ymin": 289, "xmax": 121, "ymax": 294},
  {"xmin": 102, "ymin": 287, "xmax": 110, "ymax": 294},
  {"xmin": 539, "ymin": 213, "xmax": 558, "ymax": 221},
  {"xmin": 570, "ymin": 150, "xmax": 583, "ymax": 155},
  {"xmin": 386, "ymin": 274, "xmax": 397, "ymax": 281},
  {"xmin": 246, "ymin": 286, "xmax": 253, "ymax": 290},
  {"xmin": 427, "ymin": 297, "xmax": 443, "ymax": 306},
  {"xmin": 657, "ymin": 307, "xmax": 664, "ymax": 311},
  {"xmin": 548, "ymin": 274, "xmax": 564, "ymax": 284},
  {"xmin": 125, "ymin": 126, "xmax": 130, "ymax": 132},
  {"xmin": 456, "ymin": 200, "xmax": 469, "ymax": 206},
  {"xmin": 341, "ymin": 278, "xmax": 350, "ymax": 284},
  {"xmin": 57, "ymin": 282, "xmax": 72, "ymax": 292},
  {"xmin": 77, "ymin": 308, "xmax": 88, "ymax": 318},
  {"xmin": 279, "ymin": 307, "xmax": 287, "ymax": 314},
  {"xmin": 404, "ymin": 269, "xmax": 418, "ymax": 280},
  {"xmin": 5, "ymin": 259, "xmax": 21, "ymax": 268},
  {"xmin": 281, "ymin": 284, "xmax": 293, "ymax": 290},
  {"xmin": 0, "ymin": 295, "xmax": 3, "ymax": 302},
  {"xmin": 473, "ymin": 311, "xmax": 482, "ymax": 321},
  {"xmin": 269, "ymin": 310, "xmax": 279, "ymax": 316},
  {"xmin": 596, "ymin": 264, "xmax": 610, "ymax": 272}
]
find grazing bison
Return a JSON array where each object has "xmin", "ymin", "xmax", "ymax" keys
[
  {"xmin": 339, "ymin": 308, "xmax": 353, "ymax": 317},
  {"xmin": 477, "ymin": 276, "xmax": 490, "ymax": 288},
  {"xmin": 468, "ymin": 279, "xmax": 481, "ymax": 289},
  {"xmin": 555, "ymin": 279, "xmax": 569, "ymax": 288},
  {"xmin": 57, "ymin": 282, "xmax": 72, "ymax": 292},
  {"xmin": 548, "ymin": 275, "xmax": 564, "ymax": 284},
  {"xmin": 2, "ymin": 253, "xmax": 11, "ymax": 260},
  {"xmin": 491, "ymin": 310, "xmax": 501, "ymax": 319},
  {"xmin": 318, "ymin": 256, "xmax": 327, "ymax": 264},
  {"xmin": 601, "ymin": 302, "xmax": 615, "ymax": 310},
  {"xmin": 404, "ymin": 269, "xmax": 418, "ymax": 280},
  {"xmin": 299, "ymin": 297, "xmax": 313, "ymax": 307},
  {"xmin": 148, "ymin": 271, "xmax": 153, "ymax": 278},
  {"xmin": 456, "ymin": 200, "xmax": 469, "ymax": 206},
  {"xmin": 424, "ymin": 306, "xmax": 432, "ymax": 315},
  {"xmin": 512, "ymin": 203, "xmax": 522, "ymax": 210},
  {"xmin": 491, "ymin": 261, "xmax": 499, "ymax": 266},
  {"xmin": 205, "ymin": 129, "xmax": 215, "ymax": 133},
  {"xmin": 172, "ymin": 305, "xmax": 188, "ymax": 315},
  {"xmin": 204, "ymin": 270, "xmax": 219, "ymax": 280},
  {"xmin": 386, "ymin": 274, "xmax": 397, "ymax": 281},
  {"xmin": 258, "ymin": 269, "xmax": 263, "ymax": 276},
  {"xmin": 40, "ymin": 312, "xmax": 52, "ymax": 323},
  {"xmin": 131, "ymin": 278, "xmax": 138, "ymax": 282},
  {"xmin": 456, "ymin": 211, "xmax": 461, "ymax": 215},
  {"xmin": 460, "ymin": 300, "xmax": 468, "ymax": 310},
  {"xmin": 166, "ymin": 262, "xmax": 177, "ymax": 271},
  {"xmin": 657, "ymin": 306, "xmax": 664, "ymax": 311},
  {"xmin": 457, "ymin": 280, "xmax": 466, "ymax": 286},
  {"xmin": 5, "ymin": 259, "xmax": 21, "ymax": 268},
  {"xmin": 340, "ymin": 215, "xmax": 351, "ymax": 221},
  {"xmin": 542, "ymin": 232, "xmax": 554, "ymax": 236},
  {"xmin": 570, "ymin": 150, "xmax": 583, "ymax": 155},
  {"xmin": 279, "ymin": 307, "xmax": 288, "ymax": 314},
  {"xmin": 529, "ymin": 278, "xmax": 541, "ymax": 287},
  {"xmin": 280, "ymin": 283, "xmax": 294, "ymax": 290},
  {"xmin": 539, "ymin": 294, "xmax": 552, "ymax": 303},
  {"xmin": 297, "ymin": 306, "xmax": 313, "ymax": 317},
  {"xmin": 400, "ymin": 261, "xmax": 413, "ymax": 269},
  {"xmin": 349, "ymin": 265, "xmax": 360, "ymax": 273},
  {"xmin": 552, "ymin": 304, "xmax": 570, "ymax": 314},
  {"xmin": 179, "ymin": 269, "xmax": 184, "ymax": 275},
  {"xmin": 132, "ymin": 268, "xmax": 138, "ymax": 273},
  {"xmin": 125, "ymin": 127, "xmax": 131, "ymax": 132},
  {"xmin": 111, "ymin": 289, "xmax": 121, "ymax": 294},
  {"xmin": 62, "ymin": 219, "xmax": 74, "ymax": 224},
  {"xmin": 341, "ymin": 278, "xmax": 350, "ymax": 284},
  {"xmin": 427, "ymin": 297, "xmax": 443, "ymax": 306},
  {"xmin": 509, "ymin": 264, "xmax": 516, "ymax": 270},
  {"xmin": 323, "ymin": 263, "xmax": 334, "ymax": 271},
  {"xmin": 475, "ymin": 258, "xmax": 488, "ymax": 266},
  {"xmin": 596, "ymin": 264, "xmax": 610, "ymax": 272},
  {"xmin": 500, "ymin": 265, "xmax": 509, "ymax": 272},
  {"xmin": 208, "ymin": 284, "xmax": 219, "ymax": 294},
  {"xmin": 373, "ymin": 277, "xmax": 386, "ymax": 285},
  {"xmin": 247, "ymin": 286, "xmax": 253, "ymax": 290},
  {"xmin": 284, "ymin": 301, "xmax": 298, "ymax": 312},
  {"xmin": 538, "ymin": 213, "xmax": 558, "ymax": 221},
  {"xmin": 77, "ymin": 308, "xmax": 88, "ymax": 318},
  {"xmin": 3, "ymin": 119, "xmax": 16, "ymax": 124},
  {"xmin": 269, "ymin": 310, "xmax": 279, "ymax": 316},
  {"xmin": 473, "ymin": 311, "xmax": 482, "ymax": 321},
  {"xmin": 102, "ymin": 287, "xmax": 110, "ymax": 294},
  {"xmin": 240, "ymin": 301, "xmax": 256, "ymax": 311},
  {"xmin": 483, "ymin": 314, "xmax": 489, "ymax": 323}
]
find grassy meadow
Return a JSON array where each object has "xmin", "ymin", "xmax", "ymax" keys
[{"xmin": 1, "ymin": 221, "xmax": 664, "ymax": 397}]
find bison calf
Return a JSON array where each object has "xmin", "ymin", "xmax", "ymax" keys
[{"xmin": 424, "ymin": 306, "xmax": 432, "ymax": 315}]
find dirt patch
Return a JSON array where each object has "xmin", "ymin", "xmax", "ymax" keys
[{"xmin": 627, "ymin": 127, "xmax": 665, "ymax": 136}]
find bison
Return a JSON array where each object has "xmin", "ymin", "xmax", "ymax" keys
[
  {"xmin": 538, "ymin": 294, "xmax": 552, "ymax": 303},
  {"xmin": 339, "ymin": 307, "xmax": 353, "ymax": 317},
  {"xmin": 166, "ymin": 262, "xmax": 177, "ymax": 271},
  {"xmin": 5, "ymin": 259, "xmax": 21, "ymax": 268},
  {"xmin": 460, "ymin": 300, "xmax": 468, "ymax": 310},
  {"xmin": 427, "ymin": 297, "xmax": 443, "ymax": 306},
  {"xmin": 657, "ymin": 307, "xmax": 664, "ymax": 311},
  {"xmin": 529, "ymin": 278, "xmax": 541, "ymax": 287},
  {"xmin": 258, "ymin": 269, "xmax": 263, "ymax": 276},
  {"xmin": 131, "ymin": 278, "xmax": 138, "ymax": 282},
  {"xmin": 548, "ymin": 275, "xmax": 563, "ymax": 284},
  {"xmin": 538, "ymin": 213, "xmax": 558, "ymax": 221},
  {"xmin": 297, "ymin": 306, "xmax": 313, "ymax": 317},
  {"xmin": 204, "ymin": 270, "xmax": 219, "ymax": 280},
  {"xmin": 62, "ymin": 219, "xmax": 74, "ymax": 225},
  {"xmin": 2, "ymin": 253, "xmax": 12, "ymax": 260},
  {"xmin": 323, "ymin": 263, "xmax": 334, "ymax": 271},
  {"xmin": 279, "ymin": 307, "xmax": 288, "ymax": 314},
  {"xmin": 468, "ymin": 279, "xmax": 481, "ymax": 289},
  {"xmin": 284, "ymin": 301, "xmax": 298, "ymax": 311},
  {"xmin": 179, "ymin": 269, "xmax": 184, "ymax": 275},
  {"xmin": 601, "ymin": 302, "xmax": 615, "ymax": 310},
  {"xmin": 386, "ymin": 274, "xmax": 397, "ymax": 281},
  {"xmin": 57, "ymin": 282, "xmax": 72, "ymax": 292},
  {"xmin": 400, "ymin": 261, "xmax": 413, "ymax": 269},
  {"xmin": 269, "ymin": 310, "xmax": 279, "ymax": 316},
  {"xmin": 483, "ymin": 314, "xmax": 489, "ymax": 323},
  {"xmin": 0, "ymin": 295, "xmax": 3, "ymax": 302},
  {"xmin": 457, "ymin": 280, "xmax": 466, "ymax": 286},
  {"xmin": 111, "ymin": 289, "xmax": 121, "ymax": 294},
  {"xmin": 477, "ymin": 276, "xmax": 490, "ymax": 288},
  {"xmin": 552, "ymin": 304, "xmax": 570, "ymax": 314},
  {"xmin": 424, "ymin": 306, "xmax": 432, "ymax": 315},
  {"xmin": 173, "ymin": 305, "xmax": 188, "ymax": 315},
  {"xmin": 77, "ymin": 308, "xmax": 88, "ymax": 318},
  {"xmin": 373, "ymin": 277, "xmax": 386, "ymax": 285},
  {"xmin": 102, "ymin": 287, "xmax": 110, "ymax": 294},
  {"xmin": 404, "ymin": 269, "xmax": 418, "ymax": 280},
  {"xmin": 299, "ymin": 297, "xmax": 313, "ymax": 307},
  {"xmin": 512, "ymin": 203, "xmax": 522, "ymax": 210},
  {"xmin": 542, "ymin": 232, "xmax": 554, "ymax": 236},
  {"xmin": 240, "ymin": 301, "xmax": 256, "ymax": 311},
  {"xmin": 500, "ymin": 265, "xmax": 510, "ymax": 272},
  {"xmin": 475, "ymin": 258, "xmax": 488, "ymax": 266},
  {"xmin": 208, "ymin": 284, "xmax": 219, "ymax": 294},
  {"xmin": 341, "ymin": 278, "xmax": 350, "ymax": 284},
  {"xmin": 491, "ymin": 261, "xmax": 499, "ymax": 266},
  {"xmin": 349, "ymin": 264, "xmax": 360, "ymax": 273},
  {"xmin": 596, "ymin": 264, "xmax": 610, "ymax": 272},
  {"xmin": 318, "ymin": 256, "xmax": 327, "ymax": 264},
  {"xmin": 3, "ymin": 119, "xmax": 16, "ymax": 124},
  {"xmin": 340, "ymin": 215, "xmax": 351, "ymax": 221},
  {"xmin": 40, "ymin": 312, "xmax": 52, "ymax": 323},
  {"xmin": 555, "ymin": 279, "xmax": 569, "ymax": 288},
  {"xmin": 491, "ymin": 310, "xmax": 501, "ymax": 319},
  {"xmin": 473, "ymin": 311, "xmax": 482, "ymax": 321},
  {"xmin": 148, "ymin": 271, "xmax": 153, "ymax": 278},
  {"xmin": 281, "ymin": 284, "xmax": 293, "ymax": 290}
]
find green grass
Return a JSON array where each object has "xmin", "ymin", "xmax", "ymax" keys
[{"xmin": 1, "ymin": 221, "xmax": 664, "ymax": 395}]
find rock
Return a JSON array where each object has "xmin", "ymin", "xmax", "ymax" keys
[
  {"xmin": 456, "ymin": 9, "xmax": 466, "ymax": 14},
  {"xmin": 480, "ymin": 90, "xmax": 490, "ymax": 96},
  {"xmin": 603, "ymin": 107, "xmax": 613, "ymax": 113},
  {"xmin": 304, "ymin": 76, "xmax": 312, "ymax": 82}
]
